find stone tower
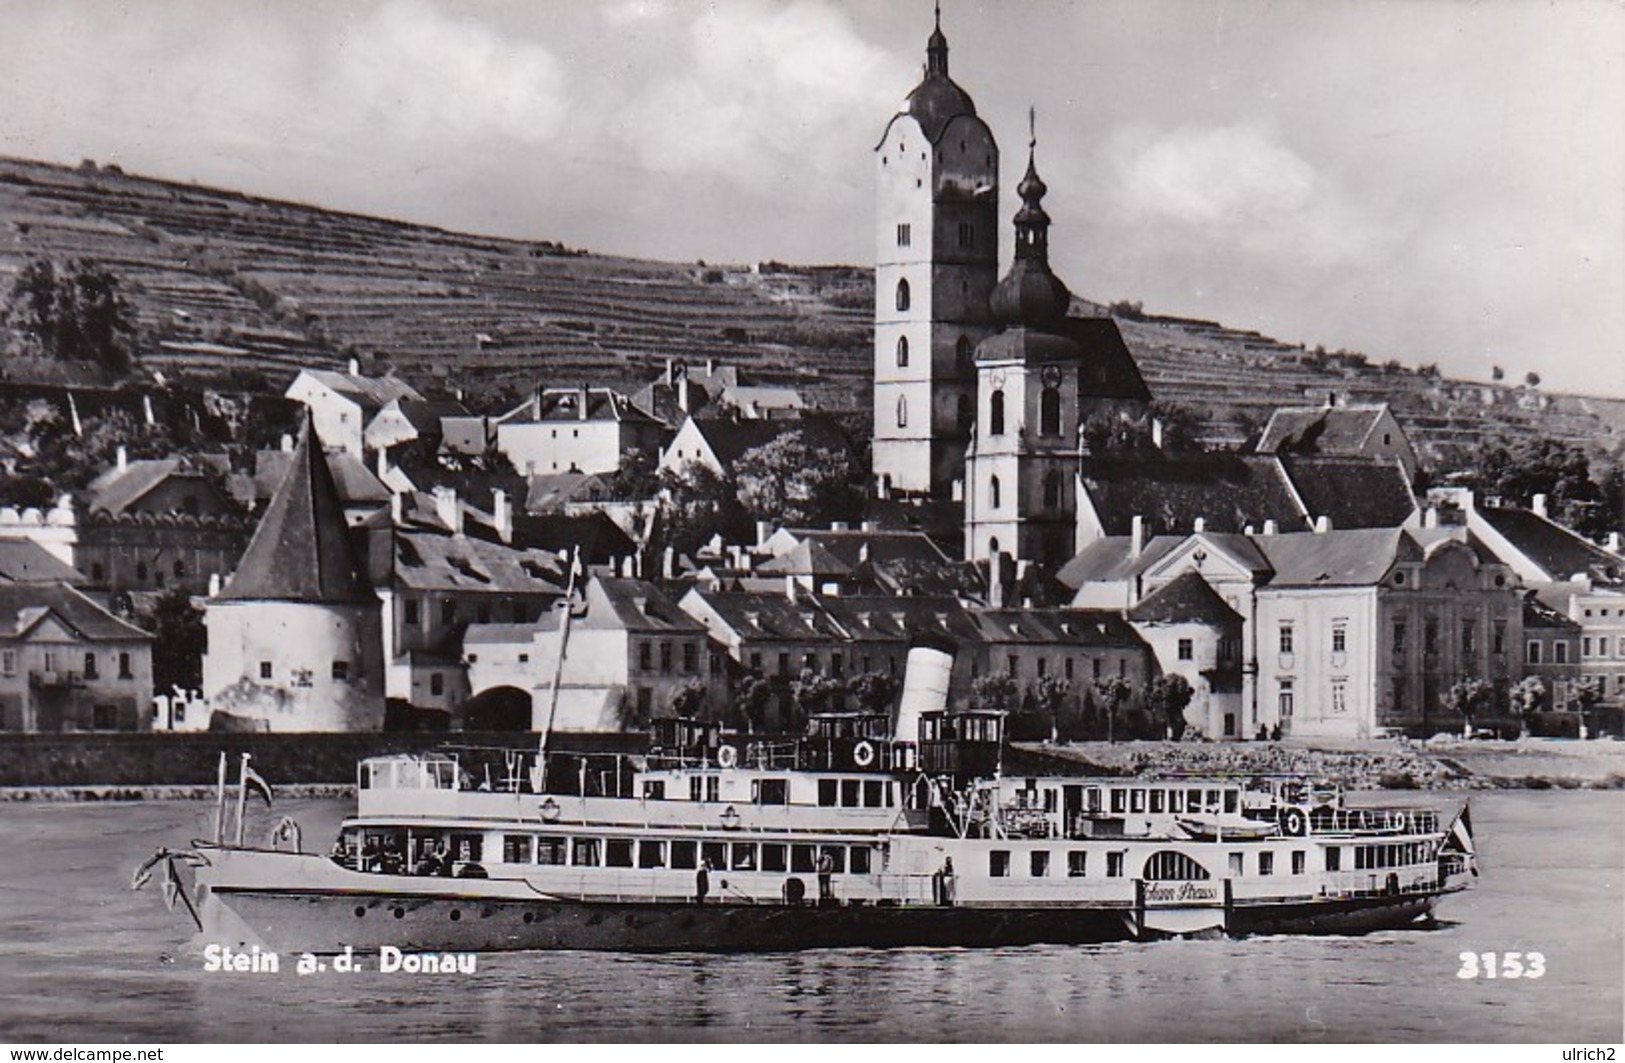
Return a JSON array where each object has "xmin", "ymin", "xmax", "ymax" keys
[
  {"xmin": 964, "ymin": 130, "xmax": 1086, "ymax": 569},
  {"xmin": 872, "ymin": 8, "xmax": 1000, "ymax": 500}
]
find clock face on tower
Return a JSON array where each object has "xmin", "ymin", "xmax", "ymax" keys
[
  {"xmin": 1041, "ymin": 364, "xmax": 1063, "ymax": 387},
  {"xmin": 990, "ymin": 369, "xmax": 1007, "ymax": 388}
]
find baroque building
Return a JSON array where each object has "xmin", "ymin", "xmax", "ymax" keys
[{"xmin": 871, "ymin": 12, "xmax": 1000, "ymax": 500}]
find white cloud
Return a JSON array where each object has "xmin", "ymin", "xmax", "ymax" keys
[{"xmin": 610, "ymin": 0, "xmax": 895, "ymax": 191}]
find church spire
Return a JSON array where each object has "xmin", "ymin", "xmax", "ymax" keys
[
  {"xmin": 1014, "ymin": 108, "xmax": 1052, "ymax": 263},
  {"xmin": 988, "ymin": 107, "xmax": 1070, "ymax": 328},
  {"xmin": 926, "ymin": 2, "xmax": 949, "ymax": 77}
]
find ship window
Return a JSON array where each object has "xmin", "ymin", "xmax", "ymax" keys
[
  {"xmin": 850, "ymin": 847, "xmax": 872, "ymax": 875},
  {"xmin": 453, "ymin": 833, "xmax": 483, "ymax": 863},
  {"xmin": 1030, "ymin": 851, "xmax": 1050, "ymax": 877},
  {"xmin": 702, "ymin": 841, "xmax": 728, "ymax": 870},
  {"xmin": 1130, "ymin": 789, "xmax": 1146, "ymax": 813},
  {"xmin": 1143, "ymin": 851, "xmax": 1212, "ymax": 880},
  {"xmin": 605, "ymin": 839, "xmax": 634, "ymax": 868},
  {"xmin": 1110, "ymin": 789, "xmax": 1126, "ymax": 814},
  {"xmin": 1150, "ymin": 790, "xmax": 1165, "ymax": 813},
  {"xmin": 818, "ymin": 780, "xmax": 838, "ymax": 807},
  {"xmin": 761, "ymin": 843, "xmax": 788, "ymax": 873},
  {"xmin": 841, "ymin": 779, "xmax": 861, "ymax": 806},
  {"xmin": 1187, "ymin": 788, "xmax": 1203, "ymax": 811},
  {"xmin": 669, "ymin": 840, "xmax": 697, "ymax": 870},
  {"xmin": 1223, "ymin": 791, "xmax": 1238, "ymax": 814},
  {"xmin": 537, "ymin": 837, "xmax": 567, "ymax": 866},
  {"xmin": 572, "ymin": 838, "xmax": 601, "ymax": 867},
  {"xmin": 731, "ymin": 843, "xmax": 756, "ymax": 871},
  {"xmin": 1169, "ymin": 790, "xmax": 1184, "ymax": 813},
  {"xmin": 642, "ymin": 780, "xmax": 665, "ymax": 800},
  {"xmin": 863, "ymin": 780, "xmax": 884, "ymax": 807},
  {"xmin": 1068, "ymin": 851, "xmax": 1087, "ymax": 877},
  {"xmin": 820, "ymin": 846, "xmax": 846, "ymax": 874},
  {"xmin": 1106, "ymin": 852, "xmax": 1125, "ymax": 878},
  {"xmin": 503, "ymin": 835, "xmax": 532, "ymax": 864},
  {"xmin": 1292, "ymin": 851, "xmax": 1306, "ymax": 876},
  {"xmin": 1205, "ymin": 789, "xmax": 1222, "ymax": 812},
  {"xmin": 753, "ymin": 778, "xmax": 788, "ymax": 805},
  {"xmin": 1086, "ymin": 788, "xmax": 1102, "ymax": 812},
  {"xmin": 791, "ymin": 844, "xmax": 818, "ymax": 873},
  {"xmin": 638, "ymin": 841, "xmax": 666, "ymax": 869},
  {"xmin": 1325, "ymin": 846, "xmax": 1342, "ymax": 872},
  {"xmin": 989, "ymin": 850, "xmax": 1011, "ymax": 878},
  {"xmin": 1259, "ymin": 851, "xmax": 1274, "ymax": 876}
]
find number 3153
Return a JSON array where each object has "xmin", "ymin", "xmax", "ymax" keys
[{"xmin": 1458, "ymin": 951, "xmax": 1546, "ymax": 979}]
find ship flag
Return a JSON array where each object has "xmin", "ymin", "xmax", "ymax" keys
[
  {"xmin": 244, "ymin": 763, "xmax": 274, "ymax": 808},
  {"xmin": 1441, "ymin": 803, "xmax": 1477, "ymax": 874}
]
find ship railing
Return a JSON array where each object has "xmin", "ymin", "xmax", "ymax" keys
[
  {"xmin": 1316, "ymin": 868, "xmax": 1441, "ymax": 900},
  {"xmin": 536, "ymin": 868, "xmax": 935, "ymax": 907},
  {"xmin": 1307, "ymin": 807, "xmax": 1439, "ymax": 837}
]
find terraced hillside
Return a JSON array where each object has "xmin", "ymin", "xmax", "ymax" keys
[{"xmin": 1, "ymin": 156, "xmax": 1618, "ymax": 467}]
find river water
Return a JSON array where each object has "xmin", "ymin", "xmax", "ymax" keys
[{"xmin": 0, "ymin": 791, "xmax": 1619, "ymax": 1043}]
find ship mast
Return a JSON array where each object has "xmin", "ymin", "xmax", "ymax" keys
[{"xmin": 536, "ymin": 545, "xmax": 581, "ymax": 792}]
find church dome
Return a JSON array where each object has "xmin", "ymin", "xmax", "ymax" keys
[
  {"xmin": 901, "ymin": 9, "xmax": 978, "ymax": 143},
  {"xmin": 989, "ymin": 144, "xmax": 1070, "ymax": 329}
]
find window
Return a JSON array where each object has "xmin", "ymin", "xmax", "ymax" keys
[
  {"xmin": 895, "ymin": 279, "xmax": 911, "ymax": 312},
  {"xmin": 605, "ymin": 839, "xmax": 634, "ymax": 868},
  {"xmin": 0, "ymin": 650, "xmax": 12, "ymax": 676},
  {"xmin": 1392, "ymin": 620, "xmax": 1407, "ymax": 656},
  {"xmin": 504, "ymin": 835, "xmax": 533, "ymax": 865},
  {"xmin": 659, "ymin": 643, "xmax": 672, "ymax": 674},
  {"xmin": 1030, "ymin": 851, "xmax": 1050, "ymax": 877},
  {"xmin": 1068, "ymin": 851, "xmax": 1087, "ymax": 877},
  {"xmin": 1331, "ymin": 623, "xmax": 1347, "ymax": 655},
  {"xmin": 332, "ymin": 660, "xmax": 349, "ymax": 682},
  {"xmin": 1330, "ymin": 679, "xmax": 1348, "ymax": 715},
  {"xmin": 1392, "ymin": 677, "xmax": 1407, "ymax": 713},
  {"xmin": 1106, "ymin": 852, "xmax": 1125, "ymax": 878},
  {"xmin": 1325, "ymin": 846, "xmax": 1342, "ymax": 872},
  {"xmin": 896, "ymin": 223, "xmax": 911, "ymax": 247},
  {"xmin": 640, "ymin": 840, "xmax": 668, "ymax": 869},
  {"xmin": 753, "ymin": 778, "xmax": 788, "ymax": 805},
  {"xmin": 791, "ymin": 844, "xmax": 817, "ymax": 873},
  {"xmin": 896, "ymin": 335, "xmax": 909, "ymax": 367},
  {"xmin": 989, "ymin": 850, "xmax": 1011, "ymax": 878},
  {"xmin": 896, "ymin": 395, "xmax": 908, "ymax": 428},
  {"xmin": 404, "ymin": 599, "xmax": 420, "ymax": 625},
  {"xmin": 957, "ymin": 221, "xmax": 975, "ymax": 248},
  {"xmin": 850, "ymin": 847, "xmax": 872, "ymax": 875},
  {"xmin": 259, "ymin": 661, "xmax": 273, "ymax": 680},
  {"xmin": 441, "ymin": 599, "xmax": 456, "ymax": 625},
  {"xmin": 1178, "ymin": 639, "xmax": 1194, "ymax": 661},
  {"xmin": 989, "ymin": 390, "xmax": 1005, "ymax": 436},
  {"xmin": 682, "ymin": 644, "xmax": 697, "ymax": 674},
  {"xmin": 83, "ymin": 652, "xmax": 98, "ymax": 679},
  {"xmin": 639, "ymin": 642, "xmax": 652, "ymax": 671},
  {"xmin": 1527, "ymin": 640, "xmax": 1542, "ymax": 665},
  {"xmin": 430, "ymin": 673, "xmax": 444, "ymax": 696},
  {"xmin": 1040, "ymin": 385, "xmax": 1061, "ymax": 436},
  {"xmin": 174, "ymin": 559, "xmax": 186, "ymax": 578},
  {"xmin": 1278, "ymin": 679, "xmax": 1294, "ymax": 719},
  {"xmin": 1279, "ymin": 623, "xmax": 1294, "ymax": 655},
  {"xmin": 1007, "ymin": 654, "xmax": 1019, "ymax": 677},
  {"xmin": 91, "ymin": 563, "xmax": 104, "ymax": 583},
  {"xmin": 1582, "ymin": 637, "xmax": 1592, "ymax": 658},
  {"xmin": 1424, "ymin": 617, "xmax": 1439, "ymax": 654},
  {"xmin": 818, "ymin": 779, "xmax": 838, "ymax": 807},
  {"xmin": 955, "ymin": 335, "xmax": 974, "ymax": 368},
  {"xmin": 1259, "ymin": 851, "xmax": 1274, "ymax": 876},
  {"xmin": 1461, "ymin": 620, "xmax": 1475, "ymax": 655},
  {"xmin": 93, "ymin": 704, "xmax": 117, "ymax": 730},
  {"xmin": 1043, "ymin": 470, "xmax": 1063, "ymax": 510},
  {"xmin": 1291, "ymin": 851, "xmax": 1306, "ymax": 876},
  {"xmin": 989, "ymin": 475, "xmax": 1001, "ymax": 509},
  {"xmin": 1555, "ymin": 641, "xmax": 1569, "ymax": 665}
]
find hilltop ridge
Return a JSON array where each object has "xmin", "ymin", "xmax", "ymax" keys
[{"xmin": 1, "ymin": 155, "xmax": 1619, "ymax": 466}]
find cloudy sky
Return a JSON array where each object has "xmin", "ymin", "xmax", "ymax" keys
[{"xmin": 2, "ymin": 0, "xmax": 1621, "ymax": 395}]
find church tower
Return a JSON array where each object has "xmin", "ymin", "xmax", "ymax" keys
[
  {"xmin": 872, "ymin": 8, "xmax": 1000, "ymax": 500},
  {"xmin": 964, "ymin": 127, "xmax": 1085, "ymax": 569}
]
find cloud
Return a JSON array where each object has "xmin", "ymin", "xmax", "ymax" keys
[
  {"xmin": 1100, "ymin": 121, "xmax": 1399, "ymax": 269},
  {"xmin": 609, "ymin": 0, "xmax": 895, "ymax": 192}
]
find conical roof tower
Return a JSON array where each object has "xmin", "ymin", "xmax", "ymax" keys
[{"xmin": 219, "ymin": 412, "xmax": 373, "ymax": 603}]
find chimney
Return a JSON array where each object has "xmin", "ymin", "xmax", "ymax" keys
[
  {"xmin": 1193, "ymin": 516, "xmax": 1205, "ymax": 534},
  {"xmin": 116, "ymin": 445, "xmax": 127, "ymax": 472},
  {"xmin": 280, "ymin": 433, "xmax": 294, "ymax": 453},
  {"xmin": 376, "ymin": 446, "xmax": 388, "ymax": 480},
  {"xmin": 662, "ymin": 545, "xmax": 675, "ymax": 580},
  {"xmin": 1130, "ymin": 514, "xmax": 1144, "ymax": 559},
  {"xmin": 706, "ymin": 358, "xmax": 716, "ymax": 377},
  {"xmin": 858, "ymin": 542, "xmax": 870, "ymax": 565},
  {"xmin": 348, "ymin": 357, "xmax": 361, "ymax": 377},
  {"xmin": 492, "ymin": 488, "xmax": 512, "ymax": 544},
  {"xmin": 755, "ymin": 520, "xmax": 773, "ymax": 548},
  {"xmin": 1424, "ymin": 506, "xmax": 1440, "ymax": 528},
  {"xmin": 785, "ymin": 574, "xmax": 797, "ymax": 602},
  {"xmin": 1151, "ymin": 418, "xmax": 1164, "ymax": 449},
  {"xmin": 678, "ymin": 375, "xmax": 690, "ymax": 412},
  {"xmin": 1314, "ymin": 514, "xmax": 1332, "ymax": 534},
  {"xmin": 988, "ymin": 550, "xmax": 1005, "ymax": 607},
  {"xmin": 207, "ymin": 572, "xmax": 221, "ymax": 597},
  {"xmin": 1532, "ymin": 493, "xmax": 1548, "ymax": 519},
  {"xmin": 578, "ymin": 385, "xmax": 590, "ymax": 420},
  {"xmin": 861, "ymin": 520, "xmax": 879, "ymax": 533},
  {"xmin": 433, "ymin": 486, "xmax": 461, "ymax": 535},
  {"xmin": 1244, "ymin": 524, "xmax": 1256, "ymax": 535},
  {"xmin": 952, "ymin": 478, "xmax": 964, "ymax": 502},
  {"xmin": 142, "ymin": 394, "xmax": 155, "ymax": 427},
  {"xmin": 1263, "ymin": 519, "xmax": 1278, "ymax": 536},
  {"xmin": 1608, "ymin": 532, "xmax": 1621, "ymax": 554},
  {"xmin": 664, "ymin": 358, "xmax": 674, "ymax": 386},
  {"xmin": 831, "ymin": 521, "xmax": 849, "ymax": 532}
]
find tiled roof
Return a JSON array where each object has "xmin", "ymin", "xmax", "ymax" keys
[
  {"xmin": 1257, "ymin": 404, "xmax": 1389, "ymax": 455},
  {"xmin": 1477, "ymin": 506, "xmax": 1624, "ymax": 584},
  {"xmin": 779, "ymin": 527, "xmax": 951, "ymax": 569},
  {"xmin": 1055, "ymin": 535, "xmax": 1180, "ymax": 588},
  {"xmin": 590, "ymin": 578, "xmax": 703, "ymax": 633},
  {"xmin": 497, "ymin": 512, "xmax": 637, "ymax": 566},
  {"xmin": 1278, "ymin": 455, "xmax": 1416, "ymax": 529},
  {"xmin": 499, "ymin": 387, "xmax": 657, "ymax": 426},
  {"xmin": 0, "ymin": 582, "xmax": 151, "ymax": 642},
  {"xmin": 1522, "ymin": 593, "xmax": 1580, "ymax": 631},
  {"xmin": 524, "ymin": 471, "xmax": 615, "ymax": 513},
  {"xmin": 686, "ymin": 589, "xmax": 849, "ymax": 642},
  {"xmin": 1061, "ymin": 317, "xmax": 1152, "ymax": 401},
  {"xmin": 86, "ymin": 456, "xmax": 234, "ymax": 517},
  {"xmin": 299, "ymin": 369, "xmax": 423, "ymax": 410},
  {"xmin": 1250, "ymin": 528, "xmax": 1413, "ymax": 587},
  {"xmin": 0, "ymin": 540, "xmax": 82, "ymax": 584},
  {"xmin": 390, "ymin": 528, "xmax": 566, "ymax": 595},
  {"xmin": 1128, "ymin": 571, "xmax": 1244, "ymax": 626},
  {"xmin": 388, "ymin": 398, "xmax": 471, "ymax": 435},
  {"xmin": 692, "ymin": 414, "xmax": 852, "ymax": 467},
  {"xmin": 756, "ymin": 539, "xmax": 854, "ymax": 578},
  {"xmin": 218, "ymin": 419, "xmax": 374, "ymax": 604},
  {"xmin": 1078, "ymin": 453, "xmax": 1307, "ymax": 537},
  {"xmin": 967, "ymin": 608, "xmax": 1146, "ymax": 647},
  {"xmin": 254, "ymin": 449, "xmax": 390, "ymax": 506}
]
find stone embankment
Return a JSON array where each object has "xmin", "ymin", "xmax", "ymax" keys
[{"xmin": 1017, "ymin": 737, "xmax": 1625, "ymax": 791}]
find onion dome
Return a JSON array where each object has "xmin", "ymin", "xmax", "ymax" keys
[
  {"xmin": 989, "ymin": 130, "xmax": 1071, "ymax": 330},
  {"xmin": 903, "ymin": 5, "xmax": 979, "ymax": 143}
]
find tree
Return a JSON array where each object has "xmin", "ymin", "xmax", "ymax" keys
[
  {"xmin": 1148, "ymin": 401, "xmax": 1205, "ymax": 453},
  {"xmin": 1443, "ymin": 677, "xmax": 1495, "ymax": 737},
  {"xmin": 1146, "ymin": 673, "xmax": 1196, "ymax": 740},
  {"xmin": 1508, "ymin": 676, "xmax": 1545, "ymax": 738},
  {"xmin": 1094, "ymin": 676, "xmax": 1134, "ymax": 744},
  {"xmin": 3, "ymin": 257, "xmax": 137, "ymax": 375},
  {"xmin": 789, "ymin": 668, "xmax": 843, "ymax": 729},
  {"xmin": 657, "ymin": 460, "xmax": 749, "ymax": 559},
  {"xmin": 668, "ymin": 676, "xmax": 708, "ymax": 720},
  {"xmin": 731, "ymin": 674, "xmax": 773, "ymax": 733},
  {"xmin": 1573, "ymin": 677, "xmax": 1603, "ymax": 740},
  {"xmin": 847, "ymin": 671, "xmax": 898, "ymax": 717},
  {"xmin": 733, "ymin": 429, "xmax": 862, "ymax": 528},
  {"xmin": 140, "ymin": 588, "xmax": 206, "ymax": 693},
  {"xmin": 1030, "ymin": 673, "xmax": 1072, "ymax": 743},
  {"xmin": 1491, "ymin": 365, "xmax": 1505, "ymax": 382},
  {"xmin": 1524, "ymin": 371, "xmax": 1541, "ymax": 388},
  {"xmin": 1461, "ymin": 436, "xmax": 1610, "ymax": 540},
  {"xmin": 972, "ymin": 673, "xmax": 1019, "ymax": 716},
  {"xmin": 606, "ymin": 447, "xmax": 661, "ymax": 501}
]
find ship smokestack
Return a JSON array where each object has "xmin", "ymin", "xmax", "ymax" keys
[{"xmin": 896, "ymin": 635, "xmax": 956, "ymax": 744}]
